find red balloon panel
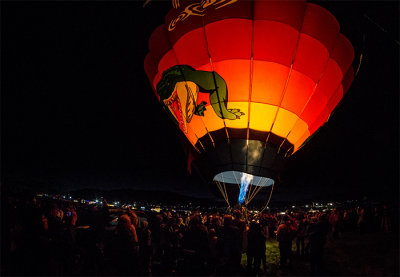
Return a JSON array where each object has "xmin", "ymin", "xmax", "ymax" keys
[
  {"xmin": 314, "ymin": 59, "xmax": 343, "ymax": 100},
  {"xmin": 293, "ymin": 33, "xmax": 329, "ymax": 82},
  {"xmin": 253, "ymin": 20, "xmax": 299, "ymax": 67},
  {"xmin": 254, "ymin": 0, "xmax": 306, "ymax": 30},
  {"xmin": 302, "ymin": 3, "xmax": 340, "ymax": 52},
  {"xmin": 205, "ymin": 19, "xmax": 252, "ymax": 62},
  {"xmin": 172, "ymin": 27, "xmax": 210, "ymax": 68}
]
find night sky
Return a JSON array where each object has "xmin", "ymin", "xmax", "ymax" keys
[{"xmin": 2, "ymin": 1, "xmax": 399, "ymax": 202}]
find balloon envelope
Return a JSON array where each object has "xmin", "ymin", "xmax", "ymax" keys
[{"xmin": 145, "ymin": 0, "xmax": 354, "ymax": 189}]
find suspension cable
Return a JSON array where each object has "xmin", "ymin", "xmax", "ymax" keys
[
  {"xmin": 249, "ymin": 178, "xmax": 268, "ymax": 202},
  {"xmin": 247, "ymin": 183, "xmax": 264, "ymax": 205},
  {"xmin": 216, "ymin": 180, "xmax": 230, "ymax": 207},
  {"xmin": 259, "ymin": 182, "xmax": 275, "ymax": 213}
]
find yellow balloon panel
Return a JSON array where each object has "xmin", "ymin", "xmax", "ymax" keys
[
  {"xmin": 225, "ymin": 102, "xmax": 249, "ymax": 129},
  {"xmin": 249, "ymin": 103, "xmax": 278, "ymax": 132},
  {"xmin": 271, "ymin": 108, "xmax": 298, "ymax": 138}
]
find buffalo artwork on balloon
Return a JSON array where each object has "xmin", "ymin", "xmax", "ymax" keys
[{"xmin": 157, "ymin": 65, "xmax": 244, "ymax": 134}]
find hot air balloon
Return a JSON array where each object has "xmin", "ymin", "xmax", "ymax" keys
[{"xmin": 144, "ymin": 0, "xmax": 354, "ymax": 208}]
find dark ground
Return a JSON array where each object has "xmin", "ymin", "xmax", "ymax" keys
[{"xmin": 240, "ymin": 231, "xmax": 399, "ymax": 276}]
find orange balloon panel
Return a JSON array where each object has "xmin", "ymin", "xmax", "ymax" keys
[
  {"xmin": 201, "ymin": 106, "xmax": 225, "ymax": 133},
  {"xmin": 251, "ymin": 61, "xmax": 290, "ymax": 106},
  {"xmin": 281, "ymin": 69, "xmax": 316, "ymax": 116},
  {"xmin": 212, "ymin": 60, "xmax": 251, "ymax": 102},
  {"xmin": 186, "ymin": 111, "xmax": 208, "ymax": 141},
  {"xmin": 185, "ymin": 125, "xmax": 200, "ymax": 147},
  {"xmin": 287, "ymin": 119, "xmax": 310, "ymax": 150},
  {"xmin": 293, "ymin": 130, "xmax": 310, "ymax": 152}
]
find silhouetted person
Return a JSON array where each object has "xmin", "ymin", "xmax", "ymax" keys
[
  {"xmin": 295, "ymin": 214, "xmax": 307, "ymax": 257},
  {"xmin": 247, "ymin": 221, "xmax": 267, "ymax": 274},
  {"xmin": 309, "ymin": 214, "xmax": 330, "ymax": 275},
  {"xmin": 114, "ymin": 214, "xmax": 139, "ymax": 275},
  {"xmin": 216, "ymin": 215, "xmax": 241, "ymax": 275},
  {"xmin": 276, "ymin": 215, "xmax": 296, "ymax": 269},
  {"xmin": 138, "ymin": 220, "xmax": 152, "ymax": 275},
  {"xmin": 182, "ymin": 215, "xmax": 209, "ymax": 275}
]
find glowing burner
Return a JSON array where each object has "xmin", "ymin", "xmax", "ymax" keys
[{"xmin": 238, "ymin": 173, "xmax": 253, "ymax": 205}]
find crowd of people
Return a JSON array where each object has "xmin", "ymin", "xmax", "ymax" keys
[{"xmin": 1, "ymin": 192, "xmax": 396, "ymax": 276}]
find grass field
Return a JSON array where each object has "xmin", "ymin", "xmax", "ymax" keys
[{"xmin": 241, "ymin": 231, "xmax": 399, "ymax": 276}]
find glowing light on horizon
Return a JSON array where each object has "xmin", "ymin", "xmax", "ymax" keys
[{"xmin": 238, "ymin": 173, "xmax": 254, "ymax": 205}]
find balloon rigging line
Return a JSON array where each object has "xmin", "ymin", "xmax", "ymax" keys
[
  {"xmin": 216, "ymin": 180, "xmax": 230, "ymax": 207},
  {"xmin": 232, "ymin": 171, "xmax": 241, "ymax": 190},
  {"xmin": 246, "ymin": 3, "xmax": 255, "ymax": 144},
  {"xmin": 248, "ymin": 179, "xmax": 264, "ymax": 203},
  {"xmin": 245, "ymin": 184, "xmax": 252, "ymax": 206},
  {"xmin": 248, "ymin": 180, "xmax": 265, "ymax": 204},
  {"xmin": 364, "ymin": 14, "xmax": 400, "ymax": 46},
  {"xmin": 222, "ymin": 181, "xmax": 229, "ymax": 207},
  {"xmin": 263, "ymin": 3, "xmax": 307, "ymax": 152},
  {"xmin": 247, "ymin": 184, "xmax": 263, "ymax": 205},
  {"xmin": 246, "ymin": 178, "xmax": 267, "ymax": 205},
  {"xmin": 216, "ymin": 176, "xmax": 229, "ymax": 206},
  {"xmin": 245, "ymin": 175, "xmax": 263, "ymax": 205},
  {"xmin": 163, "ymin": 23, "xmax": 216, "ymax": 150},
  {"xmin": 220, "ymin": 173, "xmax": 230, "ymax": 207},
  {"xmin": 219, "ymin": 173, "xmax": 227, "ymax": 202},
  {"xmin": 201, "ymin": 16, "xmax": 230, "ymax": 145},
  {"xmin": 277, "ymin": 30, "xmax": 340, "ymax": 156},
  {"xmin": 245, "ymin": 183, "xmax": 255, "ymax": 205},
  {"xmin": 260, "ymin": 183, "xmax": 275, "ymax": 213}
]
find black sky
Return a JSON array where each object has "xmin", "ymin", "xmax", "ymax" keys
[{"xmin": 2, "ymin": 1, "xmax": 399, "ymax": 202}]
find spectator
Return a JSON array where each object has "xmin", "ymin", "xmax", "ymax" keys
[
  {"xmin": 216, "ymin": 214, "xmax": 241, "ymax": 275},
  {"xmin": 276, "ymin": 215, "xmax": 296, "ymax": 269}
]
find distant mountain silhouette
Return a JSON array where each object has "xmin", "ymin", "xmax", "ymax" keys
[{"xmin": 67, "ymin": 188, "xmax": 222, "ymax": 206}]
